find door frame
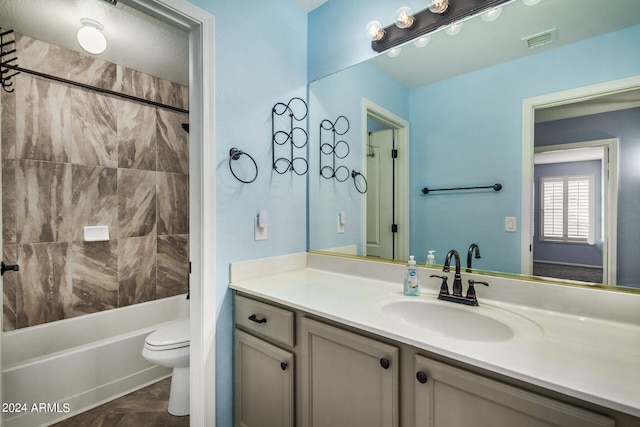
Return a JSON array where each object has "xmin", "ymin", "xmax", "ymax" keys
[
  {"xmin": 361, "ymin": 98, "xmax": 409, "ymax": 261},
  {"xmin": 521, "ymin": 75, "xmax": 640, "ymax": 284},
  {"xmin": 120, "ymin": 0, "xmax": 216, "ymax": 423},
  {"xmin": 533, "ymin": 139, "xmax": 618, "ymax": 284}
]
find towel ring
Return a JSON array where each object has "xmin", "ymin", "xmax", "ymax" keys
[
  {"xmin": 351, "ymin": 170, "xmax": 368, "ymax": 194},
  {"xmin": 229, "ymin": 148, "xmax": 258, "ymax": 184}
]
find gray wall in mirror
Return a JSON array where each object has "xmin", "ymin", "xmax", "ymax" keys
[{"xmin": 307, "ymin": 0, "xmax": 640, "ymax": 289}]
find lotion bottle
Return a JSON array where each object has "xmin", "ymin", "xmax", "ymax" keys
[{"xmin": 403, "ymin": 255, "xmax": 420, "ymax": 296}]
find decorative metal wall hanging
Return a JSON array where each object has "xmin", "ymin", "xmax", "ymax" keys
[
  {"xmin": 229, "ymin": 147, "xmax": 258, "ymax": 184},
  {"xmin": 272, "ymin": 97, "xmax": 308, "ymax": 175},
  {"xmin": 421, "ymin": 183, "xmax": 502, "ymax": 194},
  {"xmin": 351, "ymin": 170, "xmax": 368, "ymax": 194},
  {"xmin": 319, "ymin": 115, "xmax": 351, "ymax": 182},
  {"xmin": 1, "ymin": 28, "xmax": 20, "ymax": 93}
]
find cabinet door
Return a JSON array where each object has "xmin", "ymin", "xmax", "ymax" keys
[
  {"xmin": 301, "ymin": 317, "xmax": 399, "ymax": 427},
  {"xmin": 414, "ymin": 355, "xmax": 614, "ymax": 427},
  {"xmin": 234, "ymin": 329, "xmax": 294, "ymax": 427}
]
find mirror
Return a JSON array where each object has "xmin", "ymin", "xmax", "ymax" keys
[{"xmin": 308, "ymin": 0, "xmax": 640, "ymax": 291}]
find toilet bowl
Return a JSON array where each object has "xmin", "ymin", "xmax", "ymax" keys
[{"xmin": 142, "ymin": 318, "xmax": 190, "ymax": 416}]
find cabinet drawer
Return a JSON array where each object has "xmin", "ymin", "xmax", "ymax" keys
[{"xmin": 235, "ymin": 294, "xmax": 295, "ymax": 347}]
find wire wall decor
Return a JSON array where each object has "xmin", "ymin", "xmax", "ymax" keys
[
  {"xmin": 229, "ymin": 148, "xmax": 258, "ymax": 184},
  {"xmin": 1, "ymin": 29, "xmax": 20, "ymax": 93},
  {"xmin": 319, "ymin": 115, "xmax": 351, "ymax": 182},
  {"xmin": 272, "ymin": 97, "xmax": 308, "ymax": 176}
]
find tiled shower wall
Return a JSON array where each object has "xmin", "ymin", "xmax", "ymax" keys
[{"xmin": 1, "ymin": 35, "xmax": 189, "ymax": 331}]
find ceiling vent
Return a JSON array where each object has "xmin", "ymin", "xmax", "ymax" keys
[{"xmin": 522, "ymin": 28, "xmax": 557, "ymax": 49}]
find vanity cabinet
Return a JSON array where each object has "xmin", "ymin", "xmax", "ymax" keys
[
  {"xmin": 234, "ymin": 295, "xmax": 295, "ymax": 427},
  {"xmin": 414, "ymin": 355, "xmax": 614, "ymax": 427},
  {"xmin": 300, "ymin": 317, "xmax": 399, "ymax": 427}
]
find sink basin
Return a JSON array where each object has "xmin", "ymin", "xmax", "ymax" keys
[{"xmin": 380, "ymin": 299, "xmax": 539, "ymax": 342}]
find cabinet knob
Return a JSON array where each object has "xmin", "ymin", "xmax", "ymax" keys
[
  {"xmin": 248, "ymin": 314, "xmax": 267, "ymax": 324},
  {"xmin": 416, "ymin": 371, "xmax": 428, "ymax": 384},
  {"xmin": 280, "ymin": 362, "xmax": 288, "ymax": 371},
  {"xmin": 380, "ymin": 358, "xmax": 390, "ymax": 369}
]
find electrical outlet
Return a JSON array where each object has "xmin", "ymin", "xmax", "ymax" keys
[{"xmin": 254, "ymin": 218, "xmax": 267, "ymax": 241}]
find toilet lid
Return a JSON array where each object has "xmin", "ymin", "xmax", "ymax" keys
[{"xmin": 145, "ymin": 318, "xmax": 189, "ymax": 350}]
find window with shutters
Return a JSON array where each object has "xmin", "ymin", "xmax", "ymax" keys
[{"xmin": 540, "ymin": 175, "xmax": 594, "ymax": 244}]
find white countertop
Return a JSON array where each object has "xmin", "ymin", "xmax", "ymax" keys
[{"xmin": 229, "ymin": 254, "xmax": 640, "ymax": 418}]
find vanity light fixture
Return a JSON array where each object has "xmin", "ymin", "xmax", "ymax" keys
[
  {"xmin": 481, "ymin": 6, "xmax": 502, "ymax": 22},
  {"xmin": 445, "ymin": 21, "xmax": 464, "ymax": 35},
  {"xmin": 368, "ymin": 0, "xmax": 512, "ymax": 53},
  {"xmin": 387, "ymin": 47, "xmax": 402, "ymax": 57},
  {"xmin": 413, "ymin": 35, "xmax": 431, "ymax": 48},
  {"xmin": 77, "ymin": 19, "xmax": 107, "ymax": 55},
  {"xmin": 522, "ymin": 0, "xmax": 542, "ymax": 5}
]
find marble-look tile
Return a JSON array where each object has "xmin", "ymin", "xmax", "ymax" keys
[
  {"xmin": 157, "ymin": 172, "xmax": 189, "ymax": 235},
  {"xmin": 118, "ymin": 66, "xmax": 159, "ymax": 103},
  {"xmin": 118, "ymin": 236, "xmax": 156, "ymax": 307},
  {"xmin": 157, "ymin": 110, "xmax": 189, "ymax": 174},
  {"xmin": 117, "ymin": 169, "xmax": 156, "ymax": 237},
  {"xmin": 71, "ymin": 165, "xmax": 118, "ymax": 241},
  {"xmin": 157, "ymin": 235, "xmax": 189, "ymax": 299},
  {"xmin": 71, "ymin": 89, "xmax": 117, "ymax": 167},
  {"xmin": 17, "ymin": 242, "xmax": 72, "ymax": 328},
  {"xmin": 158, "ymin": 79, "xmax": 189, "ymax": 111},
  {"xmin": 1, "ymin": 86, "xmax": 16, "ymax": 159},
  {"xmin": 72, "ymin": 241, "xmax": 118, "ymax": 316},
  {"xmin": 117, "ymin": 100, "xmax": 157, "ymax": 170},
  {"xmin": 16, "ymin": 75, "xmax": 71, "ymax": 162},
  {"xmin": 70, "ymin": 54, "xmax": 118, "ymax": 91},
  {"xmin": 16, "ymin": 160, "xmax": 72, "ymax": 243},
  {"xmin": 3, "ymin": 159, "xmax": 16, "ymax": 244},
  {"xmin": 2, "ymin": 245, "xmax": 17, "ymax": 332},
  {"xmin": 17, "ymin": 34, "xmax": 70, "ymax": 81}
]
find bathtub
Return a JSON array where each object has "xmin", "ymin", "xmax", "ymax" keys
[{"xmin": 2, "ymin": 295, "xmax": 189, "ymax": 427}]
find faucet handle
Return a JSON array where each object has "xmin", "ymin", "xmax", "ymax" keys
[
  {"xmin": 430, "ymin": 275, "xmax": 449, "ymax": 295},
  {"xmin": 466, "ymin": 280, "xmax": 489, "ymax": 300}
]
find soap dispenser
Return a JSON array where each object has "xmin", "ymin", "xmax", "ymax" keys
[
  {"xmin": 403, "ymin": 255, "xmax": 420, "ymax": 296},
  {"xmin": 426, "ymin": 250, "xmax": 436, "ymax": 265}
]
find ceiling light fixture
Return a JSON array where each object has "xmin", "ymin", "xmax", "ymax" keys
[
  {"xmin": 368, "ymin": 0, "xmax": 511, "ymax": 53},
  {"xmin": 77, "ymin": 18, "xmax": 107, "ymax": 55}
]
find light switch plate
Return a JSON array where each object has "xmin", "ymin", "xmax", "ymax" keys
[
  {"xmin": 254, "ymin": 218, "xmax": 267, "ymax": 241},
  {"xmin": 505, "ymin": 216, "xmax": 517, "ymax": 232}
]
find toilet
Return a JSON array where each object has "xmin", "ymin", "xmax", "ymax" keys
[{"xmin": 142, "ymin": 318, "xmax": 190, "ymax": 416}]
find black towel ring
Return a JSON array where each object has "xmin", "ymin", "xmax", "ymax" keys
[
  {"xmin": 351, "ymin": 170, "xmax": 368, "ymax": 194},
  {"xmin": 229, "ymin": 148, "xmax": 258, "ymax": 184}
]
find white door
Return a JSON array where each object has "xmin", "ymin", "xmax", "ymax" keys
[{"xmin": 366, "ymin": 129, "xmax": 395, "ymax": 259}]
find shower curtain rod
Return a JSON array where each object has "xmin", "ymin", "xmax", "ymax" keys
[{"xmin": 3, "ymin": 63, "xmax": 188, "ymax": 114}]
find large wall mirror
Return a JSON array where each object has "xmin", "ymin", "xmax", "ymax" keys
[{"xmin": 308, "ymin": 0, "xmax": 640, "ymax": 291}]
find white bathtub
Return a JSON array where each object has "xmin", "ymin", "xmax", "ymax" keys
[{"xmin": 2, "ymin": 295, "xmax": 189, "ymax": 427}]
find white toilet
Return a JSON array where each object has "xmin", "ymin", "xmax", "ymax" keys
[{"xmin": 142, "ymin": 318, "xmax": 190, "ymax": 416}]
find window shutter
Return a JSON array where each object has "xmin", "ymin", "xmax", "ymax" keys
[{"xmin": 540, "ymin": 175, "xmax": 594, "ymax": 244}]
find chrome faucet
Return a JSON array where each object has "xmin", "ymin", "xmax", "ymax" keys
[
  {"xmin": 466, "ymin": 243, "xmax": 481, "ymax": 273},
  {"xmin": 443, "ymin": 249, "xmax": 463, "ymax": 296}
]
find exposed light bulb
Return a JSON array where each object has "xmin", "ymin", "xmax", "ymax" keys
[
  {"xmin": 522, "ymin": 0, "xmax": 542, "ymax": 5},
  {"xmin": 77, "ymin": 18, "xmax": 107, "ymax": 55},
  {"xmin": 387, "ymin": 47, "xmax": 402, "ymax": 58},
  {"xmin": 366, "ymin": 20, "xmax": 385, "ymax": 41},
  {"xmin": 481, "ymin": 7, "xmax": 502, "ymax": 22},
  {"xmin": 413, "ymin": 35, "xmax": 431, "ymax": 48},
  {"xmin": 429, "ymin": 0, "xmax": 449, "ymax": 14},
  {"xmin": 395, "ymin": 6, "xmax": 415, "ymax": 29},
  {"xmin": 445, "ymin": 21, "xmax": 463, "ymax": 36}
]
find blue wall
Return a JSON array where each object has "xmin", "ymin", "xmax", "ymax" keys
[
  {"xmin": 308, "ymin": 60, "xmax": 409, "ymax": 253},
  {"xmin": 186, "ymin": 1, "xmax": 307, "ymax": 425},
  {"xmin": 535, "ymin": 107, "xmax": 640, "ymax": 287},
  {"xmin": 408, "ymin": 24, "xmax": 640, "ymax": 273}
]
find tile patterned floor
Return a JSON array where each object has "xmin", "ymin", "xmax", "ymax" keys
[{"xmin": 51, "ymin": 378, "xmax": 189, "ymax": 427}]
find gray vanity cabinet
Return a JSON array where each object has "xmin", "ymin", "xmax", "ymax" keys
[
  {"xmin": 234, "ymin": 296, "xmax": 295, "ymax": 427},
  {"xmin": 414, "ymin": 355, "xmax": 614, "ymax": 427},
  {"xmin": 300, "ymin": 317, "xmax": 399, "ymax": 427}
]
